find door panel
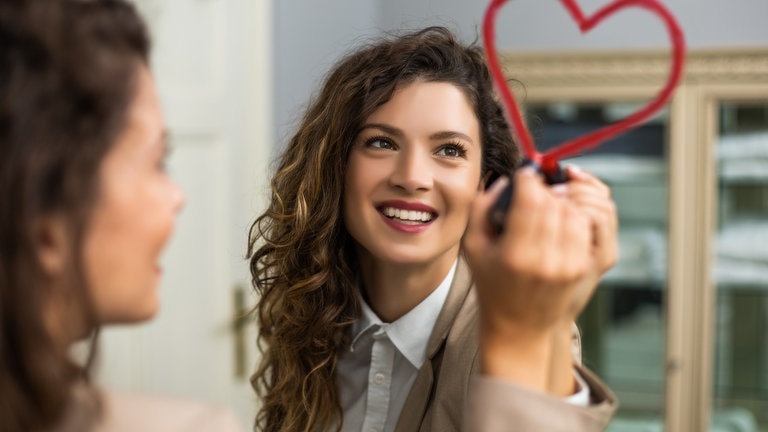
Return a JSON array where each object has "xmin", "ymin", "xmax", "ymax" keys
[{"xmin": 96, "ymin": 0, "xmax": 271, "ymax": 427}]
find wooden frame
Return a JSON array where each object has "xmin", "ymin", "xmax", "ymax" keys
[{"xmin": 501, "ymin": 48, "xmax": 768, "ymax": 432}]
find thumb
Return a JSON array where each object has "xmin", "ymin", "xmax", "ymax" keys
[{"xmin": 464, "ymin": 176, "xmax": 509, "ymax": 254}]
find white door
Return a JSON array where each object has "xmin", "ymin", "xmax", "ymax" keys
[{"xmin": 95, "ymin": 0, "xmax": 272, "ymax": 427}]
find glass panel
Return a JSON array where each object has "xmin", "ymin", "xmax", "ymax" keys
[
  {"xmin": 712, "ymin": 101, "xmax": 768, "ymax": 431},
  {"xmin": 526, "ymin": 102, "xmax": 669, "ymax": 430}
]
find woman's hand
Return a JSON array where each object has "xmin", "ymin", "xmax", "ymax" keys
[
  {"xmin": 559, "ymin": 165, "xmax": 618, "ymax": 316},
  {"xmin": 462, "ymin": 165, "xmax": 617, "ymax": 395}
]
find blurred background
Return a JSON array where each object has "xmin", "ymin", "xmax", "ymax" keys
[{"xmin": 96, "ymin": 1, "xmax": 768, "ymax": 430}]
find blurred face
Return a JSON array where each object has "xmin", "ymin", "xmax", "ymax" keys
[
  {"xmin": 344, "ymin": 81, "xmax": 483, "ymax": 268},
  {"xmin": 82, "ymin": 66, "xmax": 184, "ymax": 324}
]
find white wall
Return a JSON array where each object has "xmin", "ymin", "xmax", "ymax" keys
[
  {"xmin": 379, "ymin": 0, "xmax": 768, "ymax": 50},
  {"xmin": 273, "ymin": 0, "xmax": 768, "ymax": 151},
  {"xmin": 272, "ymin": 0, "xmax": 379, "ymax": 150}
]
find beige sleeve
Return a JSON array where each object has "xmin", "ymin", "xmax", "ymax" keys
[
  {"xmin": 464, "ymin": 365, "xmax": 617, "ymax": 432},
  {"xmin": 95, "ymin": 390, "xmax": 247, "ymax": 432}
]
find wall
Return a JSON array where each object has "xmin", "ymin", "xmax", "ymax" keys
[
  {"xmin": 272, "ymin": 0, "xmax": 379, "ymax": 150},
  {"xmin": 380, "ymin": 0, "xmax": 768, "ymax": 50}
]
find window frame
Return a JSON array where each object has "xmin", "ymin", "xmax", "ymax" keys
[{"xmin": 501, "ymin": 48, "xmax": 768, "ymax": 431}]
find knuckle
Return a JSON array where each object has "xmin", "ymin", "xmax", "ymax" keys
[{"xmin": 500, "ymin": 248, "xmax": 529, "ymax": 273}]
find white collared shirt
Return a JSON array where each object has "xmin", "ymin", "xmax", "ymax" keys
[
  {"xmin": 335, "ymin": 260, "xmax": 589, "ymax": 432},
  {"xmin": 336, "ymin": 261, "xmax": 457, "ymax": 432}
]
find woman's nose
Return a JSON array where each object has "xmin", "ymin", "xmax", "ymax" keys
[{"xmin": 388, "ymin": 148, "xmax": 433, "ymax": 193}]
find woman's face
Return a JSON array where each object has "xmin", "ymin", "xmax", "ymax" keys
[
  {"xmin": 83, "ymin": 66, "xmax": 184, "ymax": 324},
  {"xmin": 344, "ymin": 81, "xmax": 483, "ymax": 268}
]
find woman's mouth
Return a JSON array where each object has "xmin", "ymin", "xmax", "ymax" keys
[{"xmin": 378, "ymin": 206, "xmax": 436, "ymax": 226}]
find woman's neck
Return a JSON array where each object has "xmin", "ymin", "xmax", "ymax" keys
[
  {"xmin": 46, "ymin": 287, "xmax": 91, "ymax": 349},
  {"xmin": 358, "ymin": 247, "xmax": 459, "ymax": 323}
]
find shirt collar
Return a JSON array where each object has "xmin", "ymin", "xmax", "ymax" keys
[{"xmin": 349, "ymin": 260, "xmax": 458, "ymax": 369}]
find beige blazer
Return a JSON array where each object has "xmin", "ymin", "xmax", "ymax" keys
[
  {"xmin": 53, "ymin": 388, "xmax": 245, "ymax": 432},
  {"xmin": 394, "ymin": 258, "xmax": 617, "ymax": 432}
]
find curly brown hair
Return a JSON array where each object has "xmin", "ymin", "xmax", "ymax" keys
[
  {"xmin": 247, "ymin": 26, "xmax": 520, "ymax": 432},
  {"xmin": 0, "ymin": 1, "xmax": 149, "ymax": 431}
]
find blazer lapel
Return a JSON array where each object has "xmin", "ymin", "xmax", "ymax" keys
[{"xmin": 394, "ymin": 257, "xmax": 475, "ymax": 432}]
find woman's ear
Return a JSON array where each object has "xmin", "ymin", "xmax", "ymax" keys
[{"xmin": 36, "ymin": 215, "xmax": 69, "ymax": 278}]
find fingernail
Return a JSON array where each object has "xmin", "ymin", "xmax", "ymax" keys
[
  {"xmin": 551, "ymin": 184, "xmax": 568, "ymax": 196},
  {"xmin": 567, "ymin": 164, "xmax": 583, "ymax": 175},
  {"xmin": 487, "ymin": 176, "xmax": 509, "ymax": 193},
  {"xmin": 519, "ymin": 166, "xmax": 537, "ymax": 177}
]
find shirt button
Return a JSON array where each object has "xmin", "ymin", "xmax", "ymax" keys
[{"xmin": 373, "ymin": 372, "xmax": 385, "ymax": 385}]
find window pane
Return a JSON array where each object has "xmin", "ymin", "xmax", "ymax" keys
[
  {"xmin": 712, "ymin": 101, "xmax": 768, "ymax": 431},
  {"xmin": 527, "ymin": 102, "xmax": 669, "ymax": 430}
]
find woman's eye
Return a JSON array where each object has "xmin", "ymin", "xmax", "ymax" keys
[
  {"xmin": 437, "ymin": 144, "xmax": 466, "ymax": 158},
  {"xmin": 366, "ymin": 137, "xmax": 395, "ymax": 150}
]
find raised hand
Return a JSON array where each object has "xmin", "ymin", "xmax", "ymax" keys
[{"xmin": 463, "ymin": 165, "xmax": 617, "ymax": 396}]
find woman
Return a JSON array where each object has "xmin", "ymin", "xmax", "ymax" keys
[
  {"xmin": 248, "ymin": 27, "xmax": 618, "ymax": 431},
  {"xmin": 0, "ymin": 1, "xmax": 242, "ymax": 431}
]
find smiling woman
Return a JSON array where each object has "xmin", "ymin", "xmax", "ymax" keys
[
  {"xmin": 249, "ymin": 26, "xmax": 619, "ymax": 432},
  {"xmin": 344, "ymin": 82, "xmax": 482, "ymax": 284}
]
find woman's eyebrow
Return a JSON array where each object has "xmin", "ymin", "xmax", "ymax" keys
[
  {"xmin": 429, "ymin": 130, "xmax": 474, "ymax": 145},
  {"xmin": 360, "ymin": 123, "xmax": 404, "ymax": 138},
  {"xmin": 361, "ymin": 124, "xmax": 474, "ymax": 145}
]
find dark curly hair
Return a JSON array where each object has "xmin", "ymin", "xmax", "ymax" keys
[
  {"xmin": 0, "ymin": 1, "xmax": 149, "ymax": 431},
  {"xmin": 248, "ymin": 26, "xmax": 520, "ymax": 432}
]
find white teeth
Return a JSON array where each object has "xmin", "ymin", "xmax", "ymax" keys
[{"xmin": 381, "ymin": 207, "xmax": 433, "ymax": 222}]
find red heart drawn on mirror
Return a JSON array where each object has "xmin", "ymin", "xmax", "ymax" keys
[{"xmin": 483, "ymin": 0, "xmax": 686, "ymax": 173}]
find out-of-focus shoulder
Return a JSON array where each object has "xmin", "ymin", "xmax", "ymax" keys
[
  {"xmin": 48, "ymin": 385, "xmax": 245, "ymax": 432},
  {"xmin": 93, "ymin": 389, "xmax": 246, "ymax": 432}
]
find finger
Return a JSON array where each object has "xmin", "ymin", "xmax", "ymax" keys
[
  {"xmin": 480, "ymin": 175, "xmax": 510, "ymax": 211},
  {"xmin": 528, "ymin": 191, "xmax": 563, "ymax": 278},
  {"xmin": 560, "ymin": 203, "xmax": 591, "ymax": 281},
  {"xmin": 565, "ymin": 165, "xmax": 610, "ymax": 198},
  {"xmin": 499, "ymin": 167, "xmax": 548, "ymax": 254},
  {"xmin": 568, "ymin": 193, "xmax": 617, "ymax": 224},
  {"xmin": 464, "ymin": 176, "xmax": 509, "ymax": 252},
  {"xmin": 572, "ymin": 199, "xmax": 619, "ymax": 271},
  {"xmin": 592, "ymin": 210, "xmax": 619, "ymax": 271},
  {"xmin": 566, "ymin": 179, "xmax": 609, "ymax": 198},
  {"xmin": 563, "ymin": 180, "xmax": 617, "ymax": 237},
  {"xmin": 550, "ymin": 182, "xmax": 569, "ymax": 198},
  {"xmin": 567, "ymin": 189, "xmax": 618, "ymax": 231},
  {"xmin": 512, "ymin": 175, "xmax": 578, "ymax": 282},
  {"xmin": 565, "ymin": 210, "xmax": 601, "ymax": 316}
]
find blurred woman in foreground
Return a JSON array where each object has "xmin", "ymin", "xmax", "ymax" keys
[{"xmin": 0, "ymin": 1, "xmax": 242, "ymax": 431}]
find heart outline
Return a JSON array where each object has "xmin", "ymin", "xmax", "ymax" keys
[{"xmin": 483, "ymin": 0, "xmax": 686, "ymax": 173}]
